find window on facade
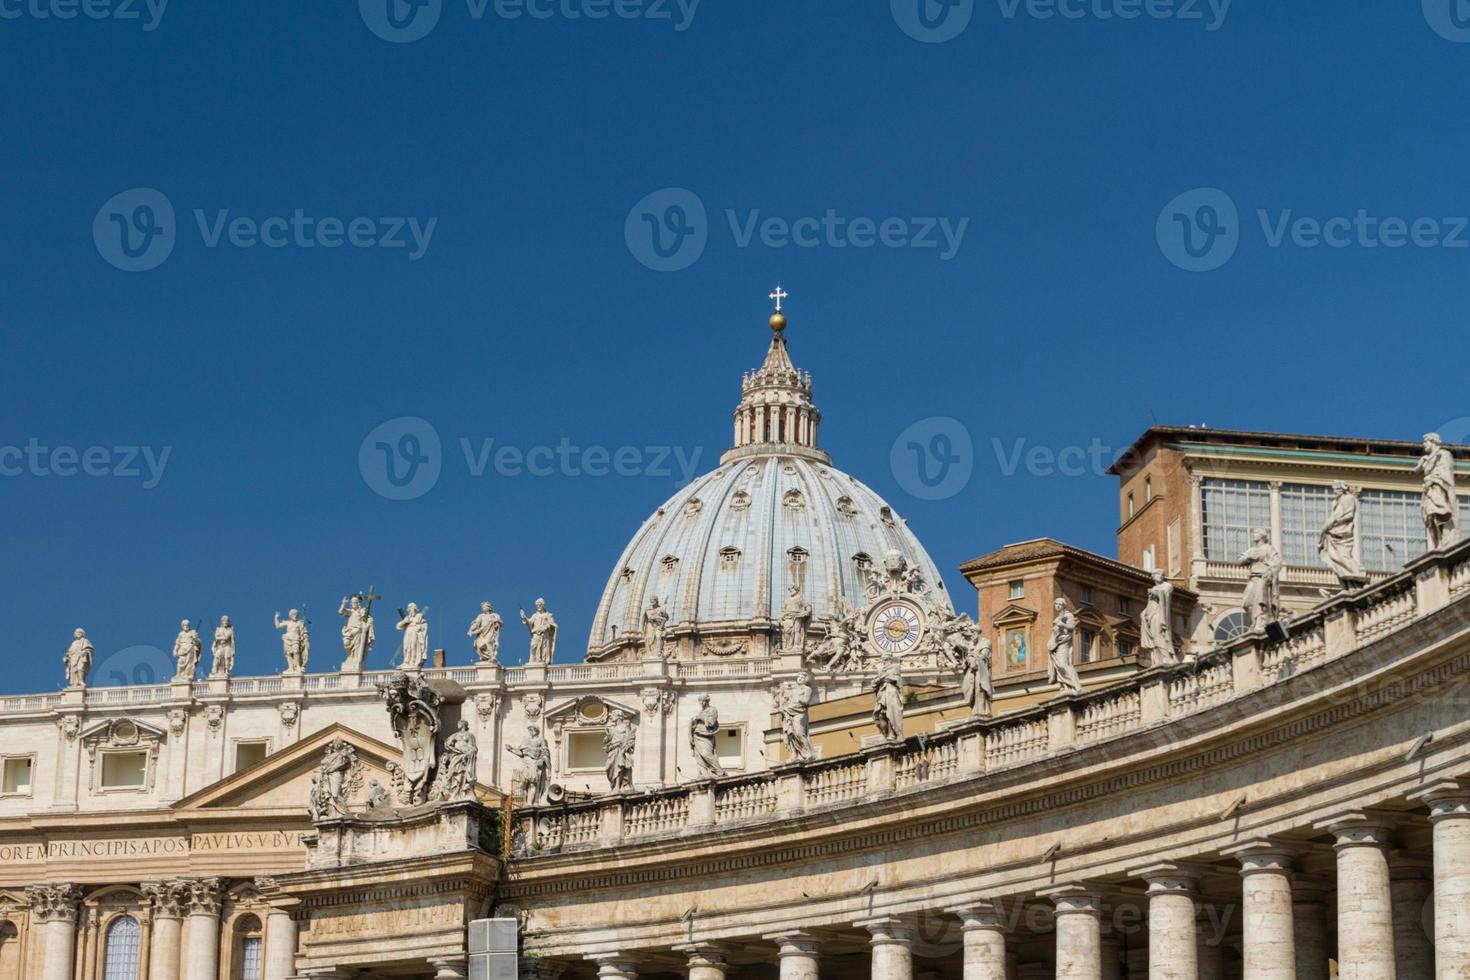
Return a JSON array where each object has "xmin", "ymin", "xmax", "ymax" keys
[
  {"xmin": 1117, "ymin": 598, "xmax": 1129, "ymax": 616},
  {"xmin": 1078, "ymin": 629, "xmax": 1097, "ymax": 664},
  {"xmin": 102, "ymin": 915, "xmax": 141, "ymax": 980},
  {"xmin": 1, "ymin": 757, "xmax": 31, "ymax": 795},
  {"xmin": 1144, "ymin": 477, "xmax": 1153, "ymax": 501},
  {"xmin": 566, "ymin": 731, "xmax": 608, "ymax": 772},
  {"xmin": 1279, "ymin": 483, "xmax": 1333, "ymax": 568},
  {"xmin": 1008, "ymin": 581, "xmax": 1024, "ymax": 600},
  {"xmin": 1078, "ymin": 586, "xmax": 1092, "ymax": 605},
  {"xmin": 1142, "ymin": 545, "xmax": 1157, "ymax": 573},
  {"xmin": 234, "ymin": 742, "xmax": 268, "ymax": 773},
  {"xmin": 1127, "ymin": 493, "xmax": 1136, "ymax": 519},
  {"xmin": 100, "ymin": 752, "xmax": 148, "ymax": 790},
  {"xmin": 1461, "ymin": 496, "xmax": 1470, "ymax": 534},
  {"xmin": 233, "ymin": 914, "xmax": 264, "ymax": 980},
  {"xmin": 1200, "ymin": 479, "xmax": 1271, "ymax": 560},
  {"xmin": 1118, "ymin": 640, "xmax": 1134, "ymax": 660},
  {"xmin": 1214, "ymin": 611, "xmax": 1250, "ymax": 644},
  {"xmin": 715, "ymin": 727, "xmax": 744, "ymax": 769},
  {"xmin": 1361, "ymin": 489, "xmax": 1429, "ymax": 571}
]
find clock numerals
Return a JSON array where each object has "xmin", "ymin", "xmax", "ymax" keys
[{"xmin": 871, "ymin": 603, "xmax": 923, "ymax": 655}]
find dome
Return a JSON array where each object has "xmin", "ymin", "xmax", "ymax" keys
[{"xmin": 586, "ymin": 292, "xmax": 951, "ymax": 659}]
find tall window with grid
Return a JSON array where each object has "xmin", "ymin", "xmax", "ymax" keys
[
  {"xmin": 1279, "ymin": 483, "xmax": 1333, "ymax": 568},
  {"xmin": 102, "ymin": 916, "xmax": 141, "ymax": 980},
  {"xmin": 1361, "ymin": 489, "xmax": 1429, "ymax": 571},
  {"xmin": 241, "ymin": 936, "xmax": 263, "ymax": 980},
  {"xmin": 1200, "ymin": 479, "xmax": 1271, "ymax": 560}
]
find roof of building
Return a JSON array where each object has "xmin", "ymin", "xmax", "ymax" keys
[
  {"xmin": 959, "ymin": 537, "xmax": 1155, "ymax": 582},
  {"xmin": 1107, "ymin": 425, "xmax": 1470, "ymax": 476}
]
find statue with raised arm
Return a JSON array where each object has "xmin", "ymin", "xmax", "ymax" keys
[
  {"xmin": 209, "ymin": 616, "xmax": 235, "ymax": 678},
  {"xmin": 775, "ymin": 671, "xmax": 816, "ymax": 761},
  {"xmin": 871, "ymin": 653, "xmax": 905, "ymax": 740},
  {"xmin": 521, "ymin": 599, "xmax": 558, "ymax": 664},
  {"xmin": 1240, "ymin": 529, "xmax": 1283, "ymax": 631},
  {"xmin": 308, "ymin": 737, "xmax": 358, "ymax": 820},
  {"xmin": 1416, "ymin": 433, "xmax": 1462, "ymax": 552},
  {"xmin": 508, "ymin": 725, "xmax": 551, "ymax": 805},
  {"xmin": 338, "ymin": 595, "xmax": 375, "ymax": 672},
  {"xmin": 172, "ymin": 620, "xmax": 202, "ymax": 681},
  {"xmin": 960, "ymin": 626, "xmax": 993, "ymax": 717},
  {"xmin": 396, "ymin": 603, "xmax": 429, "ymax": 670},
  {"xmin": 689, "ymin": 695, "xmax": 726, "ymax": 778},
  {"xmin": 1048, "ymin": 598, "xmax": 1085, "ymax": 695},
  {"xmin": 63, "ymin": 628, "xmax": 94, "ymax": 688},
  {"xmin": 779, "ymin": 584, "xmax": 813, "ymax": 658},
  {"xmin": 468, "ymin": 602, "xmax": 503, "ymax": 663},
  {"xmin": 603, "ymin": 709, "xmax": 636, "ymax": 791},
  {"xmin": 642, "ymin": 596, "xmax": 670, "ymax": 661},
  {"xmin": 1320, "ymin": 481, "xmax": 1370, "ymax": 589},
  {"xmin": 274, "ymin": 609, "xmax": 309, "ymax": 673},
  {"xmin": 1140, "ymin": 571, "xmax": 1178, "ymax": 666}
]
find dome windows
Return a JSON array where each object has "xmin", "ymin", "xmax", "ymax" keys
[
  {"xmin": 836, "ymin": 496, "xmax": 858, "ymax": 517},
  {"xmin": 783, "ymin": 489, "xmax": 806, "ymax": 511},
  {"xmin": 683, "ymin": 498, "xmax": 704, "ymax": 517},
  {"xmin": 660, "ymin": 555, "xmax": 680, "ymax": 574},
  {"xmin": 730, "ymin": 490, "xmax": 751, "ymax": 512},
  {"xmin": 718, "ymin": 547, "xmax": 742, "ymax": 568}
]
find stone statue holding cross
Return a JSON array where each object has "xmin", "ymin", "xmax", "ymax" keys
[{"xmin": 339, "ymin": 588, "xmax": 379, "ymax": 672}]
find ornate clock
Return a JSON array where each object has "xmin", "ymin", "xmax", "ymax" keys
[{"xmin": 868, "ymin": 600, "xmax": 926, "ymax": 656}]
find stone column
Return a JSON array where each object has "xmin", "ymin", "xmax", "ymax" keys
[
  {"xmin": 1042, "ymin": 885, "xmax": 1103, "ymax": 980},
  {"xmin": 588, "ymin": 955, "xmax": 638, "ymax": 980},
  {"xmin": 1317, "ymin": 812, "xmax": 1397, "ymax": 980},
  {"xmin": 1289, "ymin": 877, "xmax": 1329, "ymax": 980},
  {"xmin": 428, "ymin": 959, "xmax": 469, "ymax": 979},
  {"xmin": 673, "ymin": 944, "xmax": 726, "ymax": 980},
  {"xmin": 142, "ymin": 880, "xmax": 185, "ymax": 980},
  {"xmin": 948, "ymin": 903, "xmax": 1007, "ymax": 980},
  {"xmin": 1411, "ymin": 780, "xmax": 1470, "ymax": 979},
  {"xmin": 1133, "ymin": 863, "xmax": 1200, "ymax": 980},
  {"xmin": 181, "ymin": 878, "xmax": 222, "ymax": 980},
  {"xmin": 1388, "ymin": 855, "xmax": 1433, "ymax": 979},
  {"xmin": 858, "ymin": 915, "xmax": 915, "ymax": 980},
  {"xmin": 1222, "ymin": 840, "xmax": 1295, "ymax": 979},
  {"xmin": 26, "ymin": 885, "xmax": 80, "ymax": 980},
  {"xmin": 766, "ymin": 932, "xmax": 820, "ymax": 980},
  {"xmin": 263, "ymin": 908, "xmax": 299, "ymax": 980}
]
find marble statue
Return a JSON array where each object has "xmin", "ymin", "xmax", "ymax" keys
[
  {"xmin": 307, "ymin": 737, "xmax": 358, "ymax": 821},
  {"xmin": 1240, "ymin": 529, "xmax": 1283, "ymax": 632},
  {"xmin": 63, "ymin": 628, "xmax": 93, "ymax": 688},
  {"xmin": 813, "ymin": 597, "xmax": 864, "ymax": 674},
  {"xmin": 365, "ymin": 779, "xmax": 391, "ymax": 809},
  {"xmin": 689, "ymin": 694, "xmax": 726, "ymax": 778},
  {"xmin": 172, "ymin": 620, "xmax": 202, "ymax": 681},
  {"xmin": 603, "ymin": 709, "xmax": 636, "ymax": 791},
  {"xmin": 871, "ymin": 653, "xmax": 905, "ymax": 740},
  {"xmin": 274, "ymin": 609, "xmax": 309, "ymax": 673},
  {"xmin": 934, "ymin": 612, "xmax": 976, "ymax": 673},
  {"xmin": 642, "ymin": 596, "xmax": 670, "ymax": 661},
  {"xmin": 521, "ymin": 599, "xmax": 558, "ymax": 664},
  {"xmin": 209, "ymin": 616, "xmax": 235, "ymax": 678},
  {"xmin": 863, "ymin": 549, "xmax": 926, "ymax": 600},
  {"xmin": 379, "ymin": 670, "xmax": 442, "ymax": 806},
  {"xmin": 338, "ymin": 595, "xmax": 376, "ymax": 672},
  {"xmin": 1416, "ymin": 433, "xmax": 1462, "ymax": 551},
  {"xmin": 1048, "ymin": 599, "xmax": 1085, "ymax": 696},
  {"xmin": 396, "ymin": 603, "xmax": 429, "ymax": 671},
  {"xmin": 1140, "ymin": 571, "xmax": 1178, "ymax": 666},
  {"xmin": 960, "ymin": 629, "xmax": 993, "ymax": 717},
  {"xmin": 775, "ymin": 671, "xmax": 816, "ymax": 761},
  {"xmin": 508, "ymin": 725, "xmax": 552, "ymax": 805},
  {"xmin": 468, "ymin": 602, "xmax": 503, "ymax": 663},
  {"xmin": 433, "ymin": 721, "xmax": 478, "ymax": 802},
  {"xmin": 779, "ymin": 584, "xmax": 812, "ymax": 658},
  {"xmin": 1319, "ymin": 481, "xmax": 1369, "ymax": 589}
]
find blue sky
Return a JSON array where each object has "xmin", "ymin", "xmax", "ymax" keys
[{"xmin": 2, "ymin": 1, "xmax": 1468, "ymax": 692}]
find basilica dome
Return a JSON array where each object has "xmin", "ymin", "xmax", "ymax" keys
[{"xmin": 586, "ymin": 300, "xmax": 951, "ymax": 659}]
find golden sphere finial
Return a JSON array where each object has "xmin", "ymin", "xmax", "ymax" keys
[{"xmin": 769, "ymin": 311, "xmax": 787, "ymax": 334}]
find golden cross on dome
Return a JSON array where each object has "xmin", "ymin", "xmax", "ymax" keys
[{"xmin": 769, "ymin": 284, "xmax": 788, "ymax": 314}]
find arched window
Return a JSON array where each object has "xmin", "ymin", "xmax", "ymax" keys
[
  {"xmin": 233, "ymin": 914, "xmax": 264, "ymax": 980},
  {"xmin": 102, "ymin": 915, "xmax": 141, "ymax": 980},
  {"xmin": 1214, "ymin": 610, "xmax": 1250, "ymax": 645},
  {"xmin": 0, "ymin": 921, "xmax": 21, "ymax": 980}
]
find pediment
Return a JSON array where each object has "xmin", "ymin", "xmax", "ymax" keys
[
  {"xmin": 991, "ymin": 604, "xmax": 1038, "ymax": 627},
  {"xmin": 81, "ymin": 717, "xmax": 168, "ymax": 747},
  {"xmin": 1074, "ymin": 605, "xmax": 1108, "ymax": 628},
  {"xmin": 544, "ymin": 695, "xmax": 640, "ymax": 727}
]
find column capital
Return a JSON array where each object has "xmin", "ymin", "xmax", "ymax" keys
[
  {"xmin": 1409, "ymin": 778, "xmax": 1470, "ymax": 820},
  {"xmin": 1222, "ymin": 837, "xmax": 1297, "ymax": 875},
  {"xmin": 182, "ymin": 876, "xmax": 223, "ymax": 916},
  {"xmin": 26, "ymin": 884, "xmax": 80, "ymax": 924},
  {"xmin": 672, "ymin": 943, "xmax": 727, "ymax": 968},
  {"xmin": 1039, "ymin": 883, "xmax": 1102, "ymax": 915},
  {"xmin": 587, "ymin": 954, "xmax": 638, "ymax": 980},
  {"xmin": 1313, "ymin": 809, "xmax": 1397, "ymax": 848},
  {"xmin": 945, "ymin": 900, "xmax": 1007, "ymax": 931},
  {"xmin": 855, "ymin": 914, "xmax": 914, "ymax": 946},
  {"xmin": 764, "ymin": 930, "xmax": 821, "ymax": 957},
  {"xmin": 1129, "ymin": 861, "xmax": 1205, "ymax": 894},
  {"xmin": 142, "ymin": 879, "xmax": 188, "ymax": 920}
]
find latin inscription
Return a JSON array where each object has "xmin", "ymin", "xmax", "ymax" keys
[{"xmin": 0, "ymin": 829, "xmax": 310, "ymax": 863}]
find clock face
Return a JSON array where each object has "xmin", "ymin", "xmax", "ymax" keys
[{"xmin": 869, "ymin": 601, "xmax": 924, "ymax": 655}]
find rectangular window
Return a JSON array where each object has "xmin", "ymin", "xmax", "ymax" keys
[
  {"xmin": 716, "ymin": 727, "xmax": 744, "ymax": 769},
  {"xmin": 100, "ymin": 751, "xmax": 148, "ymax": 790},
  {"xmin": 1461, "ymin": 495, "xmax": 1470, "ymax": 531},
  {"xmin": 1200, "ymin": 479, "xmax": 1272, "ymax": 561},
  {"xmin": 1117, "ymin": 640, "xmax": 1133, "ymax": 660},
  {"xmin": 1117, "ymin": 598, "xmax": 1129, "ymax": 616},
  {"xmin": 240, "ymin": 938, "xmax": 263, "ymax": 980},
  {"xmin": 566, "ymin": 731, "xmax": 608, "ymax": 772},
  {"xmin": 234, "ymin": 741, "xmax": 268, "ymax": 773},
  {"xmin": 1078, "ymin": 586, "xmax": 1092, "ymax": 605},
  {"xmin": 2, "ymin": 757, "xmax": 32, "ymax": 795},
  {"xmin": 1142, "ymin": 545, "xmax": 1157, "ymax": 572},
  {"xmin": 1144, "ymin": 476, "xmax": 1153, "ymax": 502},
  {"xmin": 1279, "ymin": 483, "xmax": 1333, "ymax": 568},
  {"xmin": 1008, "ymin": 580, "xmax": 1024, "ymax": 600},
  {"xmin": 1127, "ymin": 493, "xmax": 1136, "ymax": 519},
  {"xmin": 1078, "ymin": 629, "xmax": 1097, "ymax": 664},
  {"xmin": 1361, "ymin": 489, "xmax": 1429, "ymax": 571}
]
